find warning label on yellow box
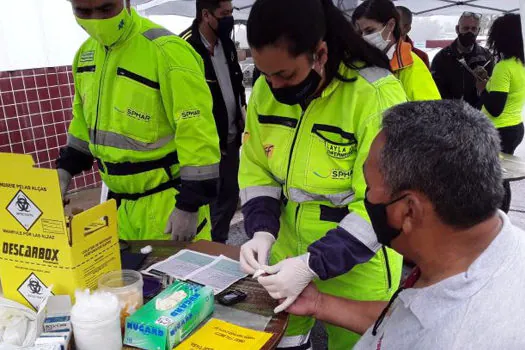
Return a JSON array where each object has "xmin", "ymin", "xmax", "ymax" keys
[{"xmin": 0, "ymin": 152, "xmax": 121, "ymax": 309}]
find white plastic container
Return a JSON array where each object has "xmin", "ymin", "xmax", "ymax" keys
[
  {"xmin": 70, "ymin": 290, "xmax": 122, "ymax": 350},
  {"xmin": 98, "ymin": 270, "xmax": 144, "ymax": 327}
]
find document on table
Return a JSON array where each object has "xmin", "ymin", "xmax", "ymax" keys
[
  {"xmin": 186, "ymin": 255, "xmax": 248, "ymax": 295},
  {"xmin": 144, "ymin": 249, "xmax": 216, "ymax": 280},
  {"xmin": 177, "ymin": 318, "xmax": 272, "ymax": 350}
]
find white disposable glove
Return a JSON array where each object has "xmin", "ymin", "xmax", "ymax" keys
[
  {"xmin": 164, "ymin": 208, "xmax": 198, "ymax": 241},
  {"xmin": 57, "ymin": 169, "xmax": 72, "ymax": 200},
  {"xmin": 258, "ymin": 253, "xmax": 318, "ymax": 313},
  {"xmin": 241, "ymin": 106, "xmax": 247, "ymax": 122},
  {"xmin": 240, "ymin": 231, "xmax": 275, "ymax": 275}
]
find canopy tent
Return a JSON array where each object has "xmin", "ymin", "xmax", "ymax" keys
[
  {"xmin": 364, "ymin": 0, "xmax": 520, "ymax": 16},
  {"xmin": 131, "ymin": 0, "xmax": 525, "ymax": 58},
  {"xmin": 132, "ymin": 0, "xmax": 357, "ymax": 20},
  {"xmin": 133, "ymin": 0, "xmax": 522, "ymax": 17}
]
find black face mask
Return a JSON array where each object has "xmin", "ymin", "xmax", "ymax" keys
[
  {"xmin": 458, "ymin": 32, "xmax": 477, "ymax": 47},
  {"xmin": 210, "ymin": 15, "xmax": 234, "ymax": 38},
  {"xmin": 269, "ymin": 69, "xmax": 321, "ymax": 106},
  {"xmin": 364, "ymin": 189, "xmax": 407, "ymax": 247}
]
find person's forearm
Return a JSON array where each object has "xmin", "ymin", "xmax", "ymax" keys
[
  {"xmin": 480, "ymin": 90, "xmax": 508, "ymax": 117},
  {"xmin": 175, "ymin": 177, "xmax": 219, "ymax": 212},
  {"xmin": 56, "ymin": 146, "xmax": 94, "ymax": 176},
  {"xmin": 315, "ymin": 293, "xmax": 387, "ymax": 335},
  {"xmin": 308, "ymin": 227, "xmax": 375, "ymax": 279},
  {"xmin": 242, "ymin": 196, "xmax": 281, "ymax": 238}
]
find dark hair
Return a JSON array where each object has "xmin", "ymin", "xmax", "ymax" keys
[
  {"xmin": 196, "ymin": 0, "xmax": 230, "ymax": 22},
  {"xmin": 487, "ymin": 14, "xmax": 524, "ymax": 63},
  {"xmin": 381, "ymin": 100, "xmax": 504, "ymax": 229},
  {"xmin": 247, "ymin": 0, "xmax": 390, "ymax": 85},
  {"xmin": 396, "ymin": 6, "xmax": 412, "ymax": 26},
  {"xmin": 352, "ymin": 0, "xmax": 401, "ymax": 41}
]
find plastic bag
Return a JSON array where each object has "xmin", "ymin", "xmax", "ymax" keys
[{"xmin": 0, "ymin": 297, "xmax": 47, "ymax": 348}]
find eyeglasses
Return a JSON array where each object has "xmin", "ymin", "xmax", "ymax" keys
[{"xmin": 462, "ymin": 11, "xmax": 482, "ymax": 20}]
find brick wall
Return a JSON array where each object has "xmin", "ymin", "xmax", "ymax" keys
[{"xmin": 0, "ymin": 66, "xmax": 100, "ymax": 192}]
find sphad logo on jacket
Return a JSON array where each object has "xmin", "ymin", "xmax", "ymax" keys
[
  {"xmin": 181, "ymin": 109, "xmax": 201, "ymax": 120},
  {"xmin": 313, "ymin": 169, "xmax": 353, "ymax": 180},
  {"xmin": 127, "ymin": 108, "xmax": 151, "ymax": 122}
]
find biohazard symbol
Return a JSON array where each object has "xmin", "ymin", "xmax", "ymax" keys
[
  {"xmin": 16, "ymin": 196, "xmax": 30, "ymax": 212},
  {"xmin": 264, "ymin": 144, "xmax": 274, "ymax": 158},
  {"xmin": 28, "ymin": 278, "xmax": 43, "ymax": 295}
]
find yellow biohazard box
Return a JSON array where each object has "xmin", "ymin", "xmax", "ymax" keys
[{"xmin": 0, "ymin": 152, "xmax": 121, "ymax": 310}]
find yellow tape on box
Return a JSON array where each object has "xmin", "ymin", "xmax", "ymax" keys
[{"xmin": 0, "ymin": 152, "xmax": 121, "ymax": 310}]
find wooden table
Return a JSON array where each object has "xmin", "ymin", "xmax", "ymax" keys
[{"xmin": 123, "ymin": 240, "xmax": 288, "ymax": 350}]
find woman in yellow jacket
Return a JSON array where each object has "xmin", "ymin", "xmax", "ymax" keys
[
  {"xmin": 478, "ymin": 14, "xmax": 525, "ymax": 212},
  {"xmin": 239, "ymin": 0, "xmax": 407, "ymax": 348},
  {"xmin": 352, "ymin": 0, "xmax": 441, "ymax": 101}
]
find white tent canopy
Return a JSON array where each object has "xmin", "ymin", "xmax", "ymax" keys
[
  {"xmin": 134, "ymin": 0, "xmax": 522, "ymax": 18},
  {"xmin": 133, "ymin": 0, "xmax": 357, "ymax": 20},
  {"xmin": 131, "ymin": 0, "xmax": 525, "ymax": 58},
  {"xmin": 371, "ymin": 0, "xmax": 520, "ymax": 16}
]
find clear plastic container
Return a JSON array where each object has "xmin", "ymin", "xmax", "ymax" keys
[
  {"xmin": 71, "ymin": 291, "xmax": 122, "ymax": 350},
  {"xmin": 98, "ymin": 270, "xmax": 144, "ymax": 328}
]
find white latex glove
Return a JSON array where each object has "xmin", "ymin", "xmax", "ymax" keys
[
  {"xmin": 164, "ymin": 208, "xmax": 198, "ymax": 241},
  {"xmin": 240, "ymin": 231, "xmax": 275, "ymax": 275},
  {"xmin": 57, "ymin": 168, "xmax": 72, "ymax": 200},
  {"xmin": 258, "ymin": 253, "xmax": 318, "ymax": 313},
  {"xmin": 241, "ymin": 105, "xmax": 247, "ymax": 122}
]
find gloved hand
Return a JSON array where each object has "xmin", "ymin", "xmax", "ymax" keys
[
  {"xmin": 239, "ymin": 106, "xmax": 247, "ymax": 131},
  {"xmin": 57, "ymin": 169, "xmax": 72, "ymax": 202},
  {"xmin": 240, "ymin": 231, "xmax": 275, "ymax": 275},
  {"xmin": 164, "ymin": 208, "xmax": 198, "ymax": 241},
  {"xmin": 258, "ymin": 253, "xmax": 318, "ymax": 313},
  {"xmin": 241, "ymin": 106, "xmax": 247, "ymax": 122}
]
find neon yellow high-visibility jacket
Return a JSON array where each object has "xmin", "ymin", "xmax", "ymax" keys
[
  {"xmin": 57, "ymin": 9, "xmax": 220, "ymax": 239},
  {"xmin": 239, "ymin": 63, "xmax": 407, "ymax": 281},
  {"xmin": 391, "ymin": 41, "xmax": 441, "ymax": 101}
]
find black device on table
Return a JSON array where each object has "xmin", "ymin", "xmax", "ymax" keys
[
  {"xmin": 119, "ymin": 239, "xmax": 149, "ymax": 270},
  {"xmin": 217, "ymin": 289, "xmax": 248, "ymax": 306}
]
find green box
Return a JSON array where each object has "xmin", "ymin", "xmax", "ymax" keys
[{"xmin": 123, "ymin": 280, "xmax": 214, "ymax": 350}]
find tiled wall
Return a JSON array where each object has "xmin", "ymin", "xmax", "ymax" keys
[{"xmin": 0, "ymin": 66, "xmax": 100, "ymax": 192}]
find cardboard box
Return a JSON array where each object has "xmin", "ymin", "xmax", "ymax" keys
[
  {"xmin": 124, "ymin": 281, "xmax": 214, "ymax": 350},
  {"xmin": 0, "ymin": 152, "xmax": 121, "ymax": 310},
  {"xmin": 43, "ymin": 295, "xmax": 72, "ymax": 333}
]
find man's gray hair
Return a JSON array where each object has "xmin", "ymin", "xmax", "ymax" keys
[
  {"xmin": 381, "ymin": 100, "xmax": 504, "ymax": 228},
  {"xmin": 459, "ymin": 12, "xmax": 481, "ymax": 23}
]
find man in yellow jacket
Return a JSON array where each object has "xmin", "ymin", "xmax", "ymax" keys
[{"xmin": 56, "ymin": 0, "xmax": 221, "ymax": 241}]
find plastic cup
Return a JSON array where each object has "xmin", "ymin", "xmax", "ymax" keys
[
  {"xmin": 98, "ymin": 270, "xmax": 144, "ymax": 328},
  {"xmin": 71, "ymin": 291, "xmax": 122, "ymax": 350}
]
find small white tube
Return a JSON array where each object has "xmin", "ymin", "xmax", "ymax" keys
[{"xmin": 140, "ymin": 245, "xmax": 153, "ymax": 254}]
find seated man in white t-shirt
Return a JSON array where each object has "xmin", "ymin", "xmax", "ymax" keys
[{"xmin": 277, "ymin": 100, "xmax": 525, "ymax": 349}]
